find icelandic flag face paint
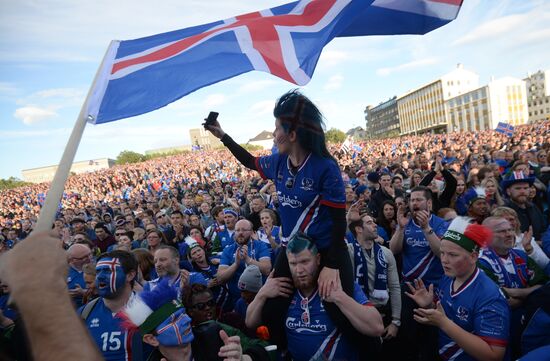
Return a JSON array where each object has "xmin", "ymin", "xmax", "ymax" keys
[{"xmin": 95, "ymin": 257, "xmax": 126, "ymax": 297}]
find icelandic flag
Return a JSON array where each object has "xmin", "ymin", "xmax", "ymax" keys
[
  {"xmin": 495, "ymin": 122, "xmax": 515, "ymax": 137},
  {"xmin": 86, "ymin": 0, "xmax": 463, "ymax": 124},
  {"xmin": 37, "ymin": 193, "xmax": 46, "ymax": 206},
  {"xmin": 340, "ymin": 136, "xmax": 352, "ymax": 154}
]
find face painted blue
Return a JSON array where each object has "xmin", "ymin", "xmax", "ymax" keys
[{"xmin": 95, "ymin": 257, "xmax": 126, "ymax": 298}]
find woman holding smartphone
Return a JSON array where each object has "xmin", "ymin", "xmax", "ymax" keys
[{"xmin": 203, "ymin": 89, "xmax": 357, "ymax": 349}]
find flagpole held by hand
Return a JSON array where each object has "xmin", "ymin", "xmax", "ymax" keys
[{"xmin": 34, "ymin": 41, "xmax": 118, "ymax": 233}]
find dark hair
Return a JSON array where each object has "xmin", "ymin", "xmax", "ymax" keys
[
  {"xmin": 349, "ymin": 219, "xmax": 363, "ymax": 238},
  {"xmin": 182, "ymin": 283, "xmax": 213, "ymax": 310},
  {"xmin": 171, "ymin": 210, "xmax": 184, "ymax": 217},
  {"xmin": 410, "ymin": 186, "xmax": 432, "ymax": 202},
  {"xmin": 286, "ymin": 232, "xmax": 318, "ymax": 255},
  {"xmin": 97, "ymin": 250, "xmax": 138, "ymax": 285},
  {"xmin": 132, "ymin": 249, "xmax": 155, "ymax": 281},
  {"xmin": 94, "ymin": 222, "xmax": 111, "ymax": 234},
  {"xmin": 146, "ymin": 229, "xmax": 169, "ymax": 245},
  {"xmin": 376, "ymin": 200, "xmax": 396, "ymax": 237},
  {"xmin": 189, "ymin": 226, "xmax": 204, "ymax": 238},
  {"xmin": 211, "ymin": 206, "xmax": 224, "ymax": 218},
  {"xmin": 274, "ymin": 90, "xmax": 334, "ymax": 161},
  {"xmin": 477, "ymin": 166, "xmax": 494, "ymax": 182}
]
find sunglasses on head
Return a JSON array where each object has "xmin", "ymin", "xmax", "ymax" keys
[{"xmin": 191, "ymin": 299, "xmax": 215, "ymax": 310}]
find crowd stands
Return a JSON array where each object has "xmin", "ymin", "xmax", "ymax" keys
[{"xmin": 1, "ymin": 115, "xmax": 550, "ymax": 361}]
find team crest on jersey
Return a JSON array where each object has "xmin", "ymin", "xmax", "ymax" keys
[
  {"xmin": 277, "ymin": 172, "xmax": 284, "ymax": 182},
  {"xmin": 90, "ymin": 318, "xmax": 100, "ymax": 328},
  {"xmin": 456, "ymin": 306, "xmax": 469, "ymax": 322},
  {"xmin": 300, "ymin": 178, "xmax": 314, "ymax": 191}
]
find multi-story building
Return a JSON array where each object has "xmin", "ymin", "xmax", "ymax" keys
[
  {"xmin": 189, "ymin": 128, "xmax": 222, "ymax": 150},
  {"xmin": 397, "ymin": 64, "xmax": 479, "ymax": 135},
  {"xmin": 447, "ymin": 77, "xmax": 528, "ymax": 132},
  {"xmin": 364, "ymin": 96, "xmax": 399, "ymax": 139},
  {"xmin": 525, "ymin": 70, "xmax": 550, "ymax": 123}
]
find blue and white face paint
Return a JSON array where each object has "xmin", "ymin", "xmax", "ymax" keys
[
  {"xmin": 155, "ymin": 308, "xmax": 194, "ymax": 347},
  {"xmin": 95, "ymin": 257, "xmax": 126, "ymax": 298}
]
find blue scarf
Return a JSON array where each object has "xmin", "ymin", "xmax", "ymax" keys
[
  {"xmin": 479, "ymin": 248, "xmax": 531, "ymax": 288},
  {"xmin": 353, "ymin": 240, "xmax": 389, "ymax": 304}
]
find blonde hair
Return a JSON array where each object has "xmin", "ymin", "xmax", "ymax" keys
[
  {"xmin": 491, "ymin": 207, "xmax": 520, "ymax": 233},
  {"xmin": 481, "ymin": 178, "xmax": 504, "ymax": 207}
]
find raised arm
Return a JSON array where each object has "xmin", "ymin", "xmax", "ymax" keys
[
  {"xmin": 0, "ymin": 231, "xmax": 103, "ymax": 361},
  {"xmin": 203, "ymin": 120, "xmax": 258, "ymax": 170}
]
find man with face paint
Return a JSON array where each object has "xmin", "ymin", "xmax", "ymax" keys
[{"xmin": 79, "ymin": 250, "xmax": 150, "ymax": 361}]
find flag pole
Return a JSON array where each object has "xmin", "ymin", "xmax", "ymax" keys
[{"xmin": 34, "ymin": 41, "xmax": 116, "ymax": 233}]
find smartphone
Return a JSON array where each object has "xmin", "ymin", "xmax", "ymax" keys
[{"xmin": 204, "ymin": 111, "xmax": 219, "ymax": 125}]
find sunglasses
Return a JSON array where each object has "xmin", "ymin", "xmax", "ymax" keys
[
  {"xmin": 115, "ymin": 232, "xmax": 126, "ymax": 236},
  {"xmin": 191, "ymin": 299, "xmax": 215, "ymax": 310}
]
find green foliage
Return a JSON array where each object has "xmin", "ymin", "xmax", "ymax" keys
[
  {"xmin": 0, "ymin": 177, "xmax": 31, "ymax": 190},
  {"xmin": 115, "ymin": 150, "xmax": 147, "ymax": 165},
  {"xmin": 146, "ymin": 149, "xmax": 189, "ymax": 160},
  {"xmin": 240, "ymin": 144, "xmax": 263, "ymax": 152},
  {"xmin": 325, "ymin": 128, "xmax": 346, "ymax": 143}
]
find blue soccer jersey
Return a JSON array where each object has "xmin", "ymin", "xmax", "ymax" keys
[
  {"xmin": 220, "ymin": 240, "xmax": 271, "ymax": 303},
  {"xmin": 67, "ymin": 266, "xmax": 86, "ymax": 308},
  {"xmin": 79, "ymin": 296, "xmax": 146, "ymax": 361},
  {"xmin": 285, "ymin": 283, "xmax": 369, "ymax": 361},
  {"xmin": 437, "ymin": 268, "xmax": 509, "ymax": 361},
  {"xmin": 402, "ymin": 216, "xmax": 448, "ymax": 287},
  {"xmin": 256, "ymin": 152, "xmax": 345, "ymax": 250},
  {"xmin": 217, "ymin": 226, "xmax": 236, "ymax": 251}
]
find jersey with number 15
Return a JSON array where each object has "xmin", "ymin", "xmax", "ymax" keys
[{"xmin": 79, "ymin": 297, "xmax": 143, "ymax": 361}]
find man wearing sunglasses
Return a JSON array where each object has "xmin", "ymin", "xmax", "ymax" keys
[
  {"xmin": 246, "ymin": 234, "xmax": 383, "ymax": 360},
  {"xmin": 183, "ymin": 284, "xmax": 272, "ymax": 361}
]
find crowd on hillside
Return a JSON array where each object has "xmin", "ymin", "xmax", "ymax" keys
[{"xmin": 1, "ymin": 116, "xmax": 550, "ymax": 361}]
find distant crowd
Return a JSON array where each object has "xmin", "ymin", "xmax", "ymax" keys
[{"xmin": 1, "ymin": 119, "xmax": 550, "ymax": 361}]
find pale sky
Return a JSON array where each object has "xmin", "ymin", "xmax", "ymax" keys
[{"xmin": 1, "ymin": 0, "xmax": 549, "ymax": 179}]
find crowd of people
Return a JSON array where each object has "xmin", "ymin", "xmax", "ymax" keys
[{"xmin": 1, "ymin": 89, "xmax": 550, "ymax": 361}]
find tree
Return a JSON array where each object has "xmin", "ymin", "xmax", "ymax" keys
[
  {"xmin": 0, "ymin": 177, "xmax": 31, "ymax": 190},
  {"xmin": 240, "ymin": 144, "xmax": 263, "ymax": 152},
  {"xmin": 325, "ymin": 128, "xmax": 346, "ymax": 143},
  {"xmin": 115, "ymin": 150, "xmax": 146, "ymax": 165}
]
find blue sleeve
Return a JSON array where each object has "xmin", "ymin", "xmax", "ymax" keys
[
  {"xmin": 377, "ymin": 226, "xmax": 389, "ymax": 242},
  {"xmin": 433, "ymin": 217, "xmax": 449, "ymax": 238},
  {"xmin": 474, "ymin": 295, "xmax": 509, "ymax": 348},
  {"xmin": 541, "ymin": 226, "xmax": 550, "ymax": 258},
  {"xmin": 178, "ymin": 242, "xmax": 189, "ymax": 258},
  {"xmin": 256, "ymin": 153, "xmax": 279, "ymax": 180},
  {"xmin": 521, "ymin": 310, "xmax": 550, "ymax": 355},
  {"xmin": 220, "ymin": 246, "xmax": 234, "ymax": 266},
  {"xmin": 189, "ymin": 272, "xmax": 208, "ymax": 286},
  {"xmin": 319, "ymin": 160, "xmax": 346, "ymax": 208},
  {"xmin": 256, "ymin": 241, "xmax": 271, "ymax": 260},
  {"xmin": 352, "ymin": 282, "xmax": 369, "ymax": 305}
]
